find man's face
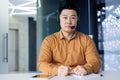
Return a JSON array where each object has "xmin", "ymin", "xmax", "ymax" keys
[{"xmin": 59, "ymin": 9, "xmax": 78, "ymax": 33}]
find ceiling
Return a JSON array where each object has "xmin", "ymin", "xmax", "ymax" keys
[
  {"xmin": 8, "ymin": 0, "xmax": 38, "ymax": 18},
  {"xmin": 8, "ymin": 0, "xmax": 115, "ymax": 18}
]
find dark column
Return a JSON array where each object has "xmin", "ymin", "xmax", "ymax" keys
[
  {"xmin": 66, "ymin": 0, "xmax": 98, "ymax": 48},
  {"xmin": 29, "ymin": 17, "xmax": 36, "ymax": 71}
]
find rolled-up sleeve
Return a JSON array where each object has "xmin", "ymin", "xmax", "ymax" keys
[
  {"xmin": 37, "ymin": 37, "xmax": 60, "ymax": 75},
  {"xmin": 83, "ymin": 37, "xmax": 101, "ymax": 74}
]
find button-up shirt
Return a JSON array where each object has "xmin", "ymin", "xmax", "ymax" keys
[{"xmin": 37, "ymin": 30, "xmax": 101, "ymax": 75}]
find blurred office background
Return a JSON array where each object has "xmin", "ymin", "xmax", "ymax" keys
[{"xmin": 0, "ymin": 0, "xmax": 120, "ymax": 73}]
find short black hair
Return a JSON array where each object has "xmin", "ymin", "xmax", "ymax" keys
[{"xmin": 58, "ymin": 4, "xmax": 79, "ymax": 17}]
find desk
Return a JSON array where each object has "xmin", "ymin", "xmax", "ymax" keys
[
  {"xmin": 0, "ymin": 71, "xmax": 120, "ymax": 80},
  {"xmin": 51, "ymin": 70, "xmax": 120, "ymax": 80}
]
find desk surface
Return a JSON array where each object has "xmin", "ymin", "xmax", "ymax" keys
[{"xmin": 0, "ymin": 71, "xmax": 120, "ymax": 80}]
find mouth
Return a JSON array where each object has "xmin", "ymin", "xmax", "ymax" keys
[
  {"xmin": 65, "ymin": 26, "xmax": 75, "ymax": 29},
  {"xmin": 70, "ymin": 26, "xmax": 75, "ymax": 29},
  {"xmin": 67, "ymin": 26, "xmax": 75, "ymax": 29}
]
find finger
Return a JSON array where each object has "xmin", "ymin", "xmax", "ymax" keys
[
  {"xmin": 58, "ymin": 66, "xmax": 69, "ymax": 76},
  {"xmin": 76, "ymin": 69, "xmax": 87, "ymax": 75},
  {"xmin": 73, "ymin": 67, "xmax": 78, "ymax": 72},
  {"xmin": 72, "ymin": 67, "xmax": 85, "ymax": 75},
  {"xmin": 59, "ymin": 70, "xmax": 68, "ymax": 76},
  {"xmin": 74, "ymin": 69, "xmax": 81, "ymax": 75}
]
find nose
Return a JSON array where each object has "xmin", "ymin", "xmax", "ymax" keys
[{"xmin": 67, "ymin": 18, "xmax": 72, "ymax": 24}]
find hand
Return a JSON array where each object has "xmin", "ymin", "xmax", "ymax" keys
[
  {"xmin": 57, "ymin": 65, "xmax": 71, "ymax": 76},
  {"xmin": 70, "ymin": 65, "xmax": 87, "ymax": 76}
]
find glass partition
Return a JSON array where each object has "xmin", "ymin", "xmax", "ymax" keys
[{"xmin": 97, "ymin": 0, "xmax": 120, "ymax": 70}]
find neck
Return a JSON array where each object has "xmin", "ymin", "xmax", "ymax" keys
[{"xmin": 61, "ymin": 30, "xmax": 75, "ymax": 40}]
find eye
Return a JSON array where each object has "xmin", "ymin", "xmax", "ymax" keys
[
  {"xmin": 63, "ymin": 17, "xmax": 67, "ymax": 19},
  {"xmin": 71, "ymin": 16, "xmax": 76, "ymax": 19}
]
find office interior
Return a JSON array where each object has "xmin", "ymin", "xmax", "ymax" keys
[{"xmin": 0, "ymin": 0, "xmax": 120, "ymax": 74}]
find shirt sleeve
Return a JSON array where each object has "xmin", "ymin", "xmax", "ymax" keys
[
  {"xmin": 83, "ymin": 36, "xmax": 101, "ymax": 74},
  {"xmin": 37, "ymin": 37, "xmax": 60, "ymax": 75}
]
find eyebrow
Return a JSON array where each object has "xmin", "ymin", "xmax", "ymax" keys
[{"xmin": 62, "ymin": 15, "xmax": 76, "ymax": 17}]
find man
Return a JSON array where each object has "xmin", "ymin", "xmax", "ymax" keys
[{"xmin": 37, "ymin": 4, "xmax": 101, "ymax": 76}]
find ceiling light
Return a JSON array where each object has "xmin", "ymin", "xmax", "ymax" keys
[{"xmin": 8, "ymin": 0, "xmax": 40, "ymax": 16}]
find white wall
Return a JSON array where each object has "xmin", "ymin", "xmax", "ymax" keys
[{"xmin": 9, "ymin": 16, "xmax": 28, "ymax": 72}]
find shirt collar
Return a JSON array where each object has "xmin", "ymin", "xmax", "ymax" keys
[{"xmin": 59, "ymin": 30, "xmax": 77, "ymax": 40}]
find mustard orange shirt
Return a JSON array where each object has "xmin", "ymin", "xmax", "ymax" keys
[{"xmin": 37, "ymin": 30, "xmax": 101, "ymax": 75}]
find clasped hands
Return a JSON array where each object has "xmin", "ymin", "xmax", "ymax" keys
[{"xmin": 57, "ymin": 65, "xmax": 87, "ymax": 76}]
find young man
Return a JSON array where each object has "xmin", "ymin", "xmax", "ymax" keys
[{"xmin": 37, "ymin": 4, "xmax": 101, "ymax": 76}]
